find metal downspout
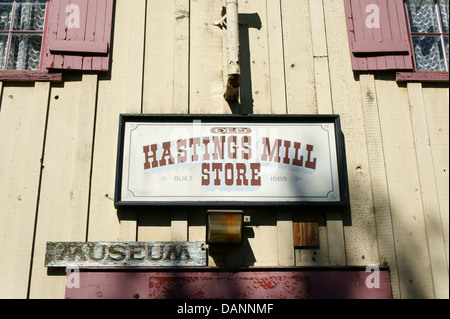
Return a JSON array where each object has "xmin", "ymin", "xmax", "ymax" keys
[{"xmin": 223, "ymin": 0, "xmax": 240, "ymax": 103}]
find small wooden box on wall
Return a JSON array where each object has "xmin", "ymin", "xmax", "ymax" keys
[{"xmin": 293, "ymin": 222, "xmax": 320, "ymax": 248}]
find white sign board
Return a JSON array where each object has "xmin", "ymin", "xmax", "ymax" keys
[{"xmin": 115, "ymin": 115, "xmax": 348, "ymax": 207}]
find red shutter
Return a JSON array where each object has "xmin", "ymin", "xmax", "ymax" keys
[
  {"xmin": 43, "ymin": 0, "xmax": 114, "ymax": 72},
  {"xmin": 344, "ymin": 0, "xmax": 413, "ymax": 71}
]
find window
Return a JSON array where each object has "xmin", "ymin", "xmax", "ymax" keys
[
  {"xmin": 0, "ymin": 0, "xmax": 114, "ymax": 82},
  {"xmin": 344, "ymin": 0, "xmax": 414, "ymax": 72},
  {"xmin": 406, "ymin": 0, "xmax": 449, "ymax": 72},
  {"xmin": 0, "ymin": 0, "xmax": 48, "ymax": 71},
  {"xmin": 344, "ymin": 0, "xmax": 449, "ymax": 81}
]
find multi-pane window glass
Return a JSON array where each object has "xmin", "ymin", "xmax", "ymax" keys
[
  {"xmin": 0, "ymin": 0, "xmax": 47, "ymax": 71},
  {"xmin": 406, "ymin": 0, "xmax": 449, "ymax": 71}
]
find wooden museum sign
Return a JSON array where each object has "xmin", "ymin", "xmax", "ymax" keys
[
  {"xmin": 45, "ymin": 242, "xmax": 206, "ymax": 267},
  {"xmin": 114, "ymin": 115, "xmax": 349, "ymax": 207}
]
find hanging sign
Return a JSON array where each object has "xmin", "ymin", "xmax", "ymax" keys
[
  {"xmin": 45, "ymin": 242, "xmax": 207, "ymax": 267},
  {"xmin": 114, "ymin": 115, "xmax": 348, "ymax": 207}
]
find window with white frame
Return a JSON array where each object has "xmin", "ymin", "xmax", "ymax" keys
[
  {"xmin": 406, "ymin": 0, "xmax": 449, "ymax": 72},
  {"xmin": 0, "ymin": 0, "xmax": 48, "ymax": 71}
]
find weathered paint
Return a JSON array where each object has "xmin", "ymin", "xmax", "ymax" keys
[
  {"xmin": 45, "ymin": 242, "xmax": 207, "ymax": 267},
  {"xmin": 65, "ymin": 268, "xmax": 392, "ymax": 299}
]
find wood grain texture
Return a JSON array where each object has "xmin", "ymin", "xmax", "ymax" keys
[
  {"xmin": 359, "ymin": 74, "xmax": 400, "ymax": 298},
  {"xmin": 408, "ymin": 82, "xmax": 448, "ymax": 299},
  {"xmin": 0, "ymin": 72, "xmax": 62, "ymax": 82},
  {"xmin": 0, "ymin": 82, "xmax": 50, "ymax": 298},
  {"xmin": 376, "ymin": 78, "xmax": 434, "ymax": 299},
  {"xmin": 281, "ymin": 0, "xmax": 317, "ymax": 114},
  {"xmin": 396, "ymin": 72, "xmax": 449, "ymax": 83},
  {"xmin": 277, "ymin": 211, "xmax": 295, "ymax": 266},
  {"xmin": 266, "ymin": 0, "xmax": 287, "ymax": 115},
  {"xmin": 88, "ymin": 0, "xmax": 145, "ymax": 243},
  {"xmin": 310, "ymin": 0, "xmax": 333, "ymax": 114},
  {"xmin": 293, "ymin": 222, "xmax": 320, "ymax": 247},
  {"xmin": 29, "ymin": 74, "xmax": 97, "ymax": 298},
  {"xmin": 324, "ymin": 0, "xmax": 378, "ymax": 267},
  {"xmin": 422, "ymin": 85, "xmax": 449, "ymax": 272},
  {"xmin": 189, "ymin": 0, "xmax": 223, "ymax": 114}
]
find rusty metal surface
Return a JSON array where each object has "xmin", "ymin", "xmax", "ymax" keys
[{"xmin": 65, "ymin": 268, "xmax": 392, "ymax": 299}]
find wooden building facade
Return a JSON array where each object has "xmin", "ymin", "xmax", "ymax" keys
[{"xmin": 0, "ymin": 0, "xmax": 448, "ymax": 299}]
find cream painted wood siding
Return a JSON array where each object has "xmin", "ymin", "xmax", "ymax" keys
[{"xmin": 0, "ymin": 0, "xmax": 448, "ymax": 299}]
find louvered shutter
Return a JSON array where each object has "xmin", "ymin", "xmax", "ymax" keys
[
  {"xmin": 344, "ymin": 0, "xmax": 413, "ymax": 71},
  {"xmin": 43, "ymin": 0, "xmax": 114, "ymax": 72}
]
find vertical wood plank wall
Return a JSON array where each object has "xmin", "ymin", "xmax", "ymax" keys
[{"xmin": 0, "ymin": 0, "xmax": 448, "ymax": 299}]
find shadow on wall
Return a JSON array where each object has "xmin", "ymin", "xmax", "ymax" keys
[
  {"xmin": 129, "ymin": 208, "xmax": 279, "ymax": 268},
  {"xmin": 191, "ymin": 208, "xmax": 262, "ymax": 267},
  {"xmin": 226, "ymin": 12, "xmax": 262, "ymax": 115}
]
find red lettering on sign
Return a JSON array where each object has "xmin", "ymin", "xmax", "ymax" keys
[
  {"xmin": 292, "ymin": 142, "xmax": 303, "ymax": 167},
  {"xmin": 305, "ymin": 144, "xmax": 317, "ymax": 170},
  {"xmin": 177, "ymin": 139, "xmax": 187, "ymax": 163},
  {"xmin": 250, "ymin": 163, "xmax": 261, "ymax": 186},
  {"xmin": 212, "ymin": 136, "xmax": 225, "ymax": 160},
  {"xmin": 143, "ymin": 144, "xmax": 159, "ymax": 169},
  {"xmin": 242, "ymin": 136, "xmax": 251, "ymax": 160},
  {"xmin": 228, "ymin": 136, "xmax": 238, "ymax": 160},
  {"xmin": 211, "ymin": 127, "xmax": 252, "ymax": 134},
  {"xmin": 261, "ymin": 137, "xmax": 317, "ymax": 170},
  {"xmin": 159, "ymin": 142, "xmax": 175, "ymax": 167},
  {"xmin": 201, "ymin": 162, "xmax": 261, "ymax": 187},
  {"xmin": 143, "ymin": 135, "xmax": 316, "ymax": 189},
  {"xmin": 235, "ymin": 163, "xmax": 248, "ymax": 186},
  {"xmin": 261, "ymin": 138, "xmax": 282, "ymax": 163},
  {"xmin": 202, "ymin": 137, "xmax": 211, "ymax": 161},
  {"xmin": 189, "ymin": 138, "xmax": 201, "ymax": 162}
]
